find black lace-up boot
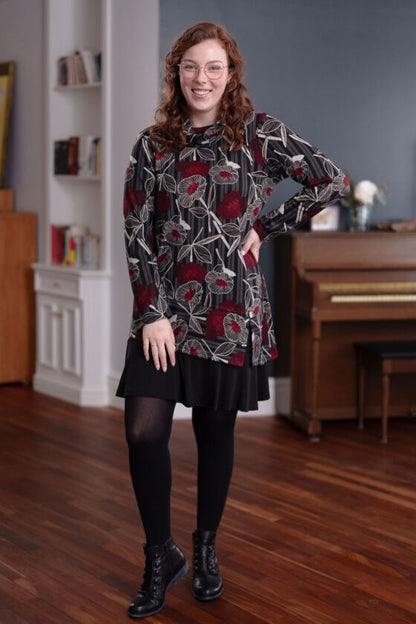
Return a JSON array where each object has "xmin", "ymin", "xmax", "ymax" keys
[
  {"xmin": 127, "ymin": 537, "xmax": 188, "ymax": 618},
  {"xmin": 192, "ymin": 530, "xmax": 223, "ymax": 601}
]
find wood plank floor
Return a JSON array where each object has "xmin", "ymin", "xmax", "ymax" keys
[{"xmin": 1, "ymin": 385, "xmax": 416, "ymax": 624}]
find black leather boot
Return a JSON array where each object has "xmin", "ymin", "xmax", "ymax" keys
[
  {"xmin": 192, "ymin": 530, "xmax": 223, "ymax": 601},
  {"xmin": 127, "ymin": 537, "xmax": 188, "ymax": 618}
]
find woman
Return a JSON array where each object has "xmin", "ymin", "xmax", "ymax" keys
[{"xmin": 117, "ymin": 21, "xmax": 348, "ymax": 618}]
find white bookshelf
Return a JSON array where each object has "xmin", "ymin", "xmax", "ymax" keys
[{"xmin": 33, "ymin": 0, "xmax": 111, "ymax": 405}]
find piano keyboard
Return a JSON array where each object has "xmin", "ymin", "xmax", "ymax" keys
[{"xmin": 331, "ymin": 294, "xmax": 416, "ymax": 303}]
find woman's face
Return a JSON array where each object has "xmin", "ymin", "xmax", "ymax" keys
[{"xmin": 179, "ymin": 39, "xmax": 229, "ymax": 127}]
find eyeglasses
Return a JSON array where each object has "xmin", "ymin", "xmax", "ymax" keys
[{"xmin": 178, "ymin": 61, "xmax": 228, "ymax": 80}]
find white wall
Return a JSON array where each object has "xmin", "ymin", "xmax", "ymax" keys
[
  {"xmin": 106, "ymin": 0, "xmax": 160, "ymax": 400},
  {"xmin": 0, "ymin": 0, "xmax": 44, "ymax": 250}
]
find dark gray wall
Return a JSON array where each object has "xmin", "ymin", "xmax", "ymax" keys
[{"xmin": 160, "ymin": 0, "xmax": 416, "ymax": 315}]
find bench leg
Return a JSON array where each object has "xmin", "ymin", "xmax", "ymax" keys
[{"xmin": 381, "ymin": 373, "xmax": 390, "ymax": 443}]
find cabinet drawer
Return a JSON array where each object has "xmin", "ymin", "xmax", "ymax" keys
[{"xmin": 35, "ymin": 270, "xmax": 79, "ymax": 298}]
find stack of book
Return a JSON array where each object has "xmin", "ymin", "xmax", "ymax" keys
[
  {"xmin": 57, "ymin": 50, "xmax": 101, "ymax": 86},
  {"xmin": 51, "ymin": 224, "xmax": 100, "ymax": 269},
  {"xmin": 54, "ymin": 136, "xmax": 101, "ymax": 177}
]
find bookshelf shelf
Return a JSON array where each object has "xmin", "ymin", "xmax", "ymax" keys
[
  {"xmin": 54, "ymin": 82, "xmax": 102, "ymax": 91},
  {"xmin": 54, "ymin": 174, "xmax": 101, "ymax": 182}
]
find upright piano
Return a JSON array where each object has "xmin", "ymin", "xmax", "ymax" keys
[{"xmin": 274, "ymin": 231, "xmax": 416, "ymax": 439}]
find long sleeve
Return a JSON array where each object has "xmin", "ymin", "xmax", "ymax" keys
[
  {"xmin": 123, "ymin": 132, "xmax": 172, "ymax": 332},
  {"xmin": 252, "ymin": 114, "xmax": 349, "ymax": 241}
]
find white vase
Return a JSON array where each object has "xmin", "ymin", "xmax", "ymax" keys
[{"xmin": 350, "ymin": 204, "xmax": 372, "ymax": 231}]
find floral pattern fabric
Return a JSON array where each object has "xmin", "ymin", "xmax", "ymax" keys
[{"xmin": 123, "ymin": 112, "xmax": 349, "ymax": 367}]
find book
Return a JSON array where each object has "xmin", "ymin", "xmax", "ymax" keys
[
  {"xmin": 51, "ymin": 224, "xmax": 100, "ymax": 268},
  {"xmin": 56, "ymin": 50, "xmax": 102, "ymax": 86},
  {"xmin": 54, "ymin": 140, "xmax": 70, "ymax": 175}
]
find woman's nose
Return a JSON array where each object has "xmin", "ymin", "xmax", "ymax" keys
[{"xmin": 195, "ymin": 66, "xmax": 208, "ymax": 81}]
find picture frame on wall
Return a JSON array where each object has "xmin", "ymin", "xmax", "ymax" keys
[{"xmin": 0, "ymin": 61, "xmax": 15, "ymax": 188}]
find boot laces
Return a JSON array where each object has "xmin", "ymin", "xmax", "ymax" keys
[{"xmin": 140, "ymin": 552, "xmax": 163, "ymax": 596}]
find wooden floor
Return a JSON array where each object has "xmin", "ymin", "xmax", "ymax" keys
[{"xmin": 1, "ymin": 386, "xmax": 416, "ymax": 624}]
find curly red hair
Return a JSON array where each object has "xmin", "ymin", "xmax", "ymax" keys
[{"xmin": 150, "ymin": 22, "xmax": 254, "ymax": 152}]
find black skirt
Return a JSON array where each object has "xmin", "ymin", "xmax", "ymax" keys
[{"xmin": 116, "ymin": 337, "xmax": 270, "ymax": 412}]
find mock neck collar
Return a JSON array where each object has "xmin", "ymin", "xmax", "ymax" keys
[{"xmin": 184, "ymin": 119, "xmax": 225, "ymax": 146}]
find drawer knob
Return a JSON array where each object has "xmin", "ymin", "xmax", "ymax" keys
[
  {"xmin": 52, "ymin": 311, "xmax": 62, "ymax": 318},
  {"xmin": 52, "ymin": 282, "xmax": 60, "ymax": 288}
]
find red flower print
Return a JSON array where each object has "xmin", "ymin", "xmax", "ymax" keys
[
  {"xmin": 124, "ymin": 187, "xmax": 145, "ymax": 214},
  {"xmin": 216, "ymin": 191, "xmax": 247, "ymax": 219},
  {"xmin": 146, "ymin": 233, "xmax": 154, "ymax": 251},
  {"xmin": 243, "ymin": 250, "xmax": 258, "ymax": 270},
  {"xmin": 155, "ymin": 192, "xmax": 171, "ymax": 214},
  {"xmin": 205, "ymin": 308, "xmax": 227, "ymax": 340},
  {"xmin": 134, "ymin": 283, "xmax": 157, "ymax": 313},
  {"xmin": 250, "ymin": 138, "xmax": 265, "ymax": 166},
  {"xmin": 229, "ymin": 351, "xmax": 245, "ymax": 366},
  {"xmin": 176, "ymin": 281, "xmax": 203, "ymax": 309},
  {"xmin": 174, "ymin": 262, "xmax": 207, "ymax": 285},
  {"xmin": 224, "ymin": 313, "xmax": 248, "ymax": 344},
  {"xmin": 206, "ymin": 267, "xmax": 234, "ymax": 294},
  {"xmin": 270, "ymin": 347, "xmax": 278, "ymax": 360},
  {"xmin": 155, "ymin": 151, "xmax": 166, "ymax": 161},
  {"xmin": 183, "ymin": 339, "xmax": 207, "ymax": 358},
  {"xmin": 258, "ymin": 112, "xmax": 267, "ymax": 123},
  {"xmin": 175, "ymin": 161, "xmax": 211, "ymax": 178},
  {"xmin": 219, "ymin": 300, "xmax": 245, "ymax": 316},
  {"xmin": 178, "ymin": 175, "xmax": 207, "ymax": 208},
  {"xmin": 171, "ymin": 318, "xmax": 188, "ymax": 344},
  {"xmin": 209, "ymin": 163, "xmax": 240, "ymax": 185},
  {"xmin": 262, "ymin": 313, "xmax": 270, "ymax": 345},
  {"xmin": 307, "ymin": 176, "xmax": 331, "ymax": 187}
]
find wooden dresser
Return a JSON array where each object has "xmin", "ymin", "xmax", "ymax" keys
[
  {"xmin": 0, "ymin": 210, "xmax": 37, "ymax": 383},
  {"xmin": 275, "ymin": 231, "xmax": 416, "ymax": 439}
]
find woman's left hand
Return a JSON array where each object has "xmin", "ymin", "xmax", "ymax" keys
[{"xmin": 242, "ymin": 228, "xmax": 262, "ymax": 262}]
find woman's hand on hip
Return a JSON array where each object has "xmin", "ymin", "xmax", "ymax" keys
[
  {"xmin": 143, "ymin": 318, "xmax": 176, "ymax": 372},
  {"xmin": 242, "ymin": 228, "xmax": 262, "ymax": 262}
]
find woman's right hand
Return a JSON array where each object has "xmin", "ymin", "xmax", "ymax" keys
[{"xmin": 142, "ymin": 318, "xmax": 176, "ymax": 372}]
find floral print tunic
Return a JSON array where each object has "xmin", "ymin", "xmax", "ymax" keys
[{"xmin": 123, "ymin": 112, "xmax": 349, "ymax": 367}]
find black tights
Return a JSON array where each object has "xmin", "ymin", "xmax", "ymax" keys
[{"xmin": 125, "ymin": 397, "xmax": 237, "ymax": 546}]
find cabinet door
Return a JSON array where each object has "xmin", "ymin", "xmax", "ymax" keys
[
  {"xmin": 36, "ymin": 294, "xmax": 82, "ymax": 378},
  {"xmin": 61, "ymin": 300, "xmax": 82, "ymax": 377},
  {"xmin": 37, "ymin": 295, "xmax": 60, "ymax": 371}
]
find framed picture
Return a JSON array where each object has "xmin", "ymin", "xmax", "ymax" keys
[
  {"xmin": 311, "ymin": 203, "xmax": 340, "ymax": 231},
  {"xmin": 0, "ymin": 61, "xmax": 15, "ymax": 188}
]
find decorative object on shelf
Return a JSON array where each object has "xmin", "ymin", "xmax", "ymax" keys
[
  {"xmin": 0, "ymin": 61, "xmax": 15, "ymax": 188},
  {"xmin": 340, "ymin": 173, "xmax": 388, "ymax": 231},
  {"xmin": 310, "ymin": 203, "xmax": 340, "ymax": 231}
]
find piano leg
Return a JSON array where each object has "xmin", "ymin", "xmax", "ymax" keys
[
  {"xmin": 381, "ymin": 372, "xmax": 390, "ymax": 443},
  {"xmin": 357, "ymin": 358, "xmax": 365, "ymax": 429},
  {"xmin": 309, "ymin": 325, "xmax": 322, "ymax": 441}
]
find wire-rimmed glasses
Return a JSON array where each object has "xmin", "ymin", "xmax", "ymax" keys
[{"xmin": 178, "ymin": 61, "xmax": 228, "ymax": 80}]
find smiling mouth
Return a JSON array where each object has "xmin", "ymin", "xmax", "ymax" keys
[{"xmin": 192, "ymin": 89, "xmax": 211, "ymax": 97}]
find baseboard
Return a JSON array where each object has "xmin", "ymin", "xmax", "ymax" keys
[
  {"xmin": 33, "ymin": 372, "xmax": 110, "ymax": 406},
  {"xmin": 107, "ymin": 372, "xmax": 291, "ymax": 418}
]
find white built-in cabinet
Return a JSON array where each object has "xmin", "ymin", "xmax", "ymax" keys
[{"xmin": 33, "ymin": 0, "xmax": 111, "ymax": 405}]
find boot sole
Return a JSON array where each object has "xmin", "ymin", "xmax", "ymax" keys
[
  {"xmin": 192, "ymin": 583, "xmax": 224, "ymax": 601},
  {"xmin": 127, "ymin": 561, "xmax": 189, "ymax": 618}
]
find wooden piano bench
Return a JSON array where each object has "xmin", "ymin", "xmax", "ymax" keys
[{"xmin": 354, "ymin": 341, "xmax": 416, "ymax": 443}]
